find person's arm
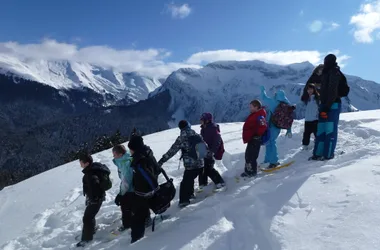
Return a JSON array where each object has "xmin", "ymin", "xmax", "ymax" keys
[
  {"xmin": 324, "ymin": 69, "xmax": 340, "ymax": 111},
  {"xmin": 158, "ymin": 136, "xmax": 182, "ymax": 165},
  {"xmin": 260, "ymin": 86, "xmax": 272, "ymax": 103},
  {"xmin": 86, "ymin": 174, "xmax": 100, "ymax": 200}
]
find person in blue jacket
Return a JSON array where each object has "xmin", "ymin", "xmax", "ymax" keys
[{"xmin": 260, "ymin": 86, "xmax": 293, "ymax": 168}]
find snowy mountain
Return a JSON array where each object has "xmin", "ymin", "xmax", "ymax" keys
[
  {"xmin": 0, "ymin": 54, "xmax": 161, "ymax": 102},
  {"xmin": 151, "ymin": 60, "xmax": 380, "ymax": 126},
  {"xmin": 2, "ymin": 110, "xmax": 380, "ymax": 249}
]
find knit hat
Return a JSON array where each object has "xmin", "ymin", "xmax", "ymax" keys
[
  {"xmin": 178, "ymin": 120, "xmax": 190, "ymax": 130},
  {"xmin": 128, "ymin": 135, "xmax": 144, "ymax": 152},
  {"xmin": 200, "ymin": 112, "xmax": 213, "ymax": 122}
]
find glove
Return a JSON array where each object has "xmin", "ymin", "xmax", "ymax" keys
[
  {"xmin": 114, "ymin": 194, "xmax": 121, "ymax": 206},
  {"xmin": 320, "ymin": 112, "xmax": 328, "ymax": 119},
  {"xmin": 286, "ymin": 131, "xmax": 292, "ymax": 138}
]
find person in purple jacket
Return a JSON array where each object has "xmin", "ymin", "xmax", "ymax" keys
[{"xmin": 198, "ymin": 113, "xmax": 226, "ymax": 190}]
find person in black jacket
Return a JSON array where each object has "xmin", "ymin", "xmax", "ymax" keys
[
  {"xmin": 127, "ymin": 135, "xmax": 159, "ymax": 243},
  {"xmin": 77, "ymin": 153, "xmax": 110, "ymax": 247},
  {"xmin": 310, "ymin": 54, "xmax": 344, "ymax": 161}
]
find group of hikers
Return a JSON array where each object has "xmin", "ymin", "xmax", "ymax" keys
[{"xmin": 75, "ymin": 53, "xmax": 350, "ymax": 247}]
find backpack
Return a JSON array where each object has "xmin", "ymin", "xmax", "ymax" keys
[
  {"xmin": 187, "ymin": 135, "xmax": 208, "ymax": 160},
  {"xmin": 260, "ymin": 128, "xmax": 271, "ymax": 146},
  {"xmin": 338, "ymin": 71, "xmax": 350, "ymax": 97},
  {"xmin": 214, "ymin": 124, "xmax": 225, "ymax": 160},
  {"xmin": 132, "ymin": 158, "xmax": 159, "ymax": 198},
  {"xmin": 270, "ymin": 102, "xmax": 295, "ymax": 129},
  {"xmin": 99, "ymin": 172, "xmax": 112, "ymax": 191}
]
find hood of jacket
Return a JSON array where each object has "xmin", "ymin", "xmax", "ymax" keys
[
  {"xmin": 274, "ymin": 90, "xmax": 290, "ymax": 104},
  {"xmin": 112, "ymin": 152, "xmax": 131, "ymax": 168}
]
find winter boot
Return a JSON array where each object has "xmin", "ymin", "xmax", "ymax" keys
[
  {"xmin": 308, "ymin": 155, "xmax": 324, "ymax": 161},
  {"xmin": 178, "ymin": 201, "xmax": 190, "ymax": 208},
  {"xmin": 268, "ymin": 163, "xmax": 280, "ymax": 169},
  {"xmin": 76, "ymin": 240, "xmax": 91, "ymax": 247},
  {"xmin": 240, "ymin": 171, "xmax": 256, "ymax": 178},
  {"xmin": 302, "ymin": 145, "xmax": 309, "ymax": 151},
  {"xmin": 215, "ymin": 182, "xmax": 226, "ymax": 190}
]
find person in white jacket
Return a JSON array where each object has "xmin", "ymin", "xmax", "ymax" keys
[{"xmin": 300, "ymin": 83, "xmax": 320, "ymax": 150}]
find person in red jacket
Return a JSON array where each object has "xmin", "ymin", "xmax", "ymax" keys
[{"xmin": 241, "ymin": 100, "xmax": 267, "ymax": 177}]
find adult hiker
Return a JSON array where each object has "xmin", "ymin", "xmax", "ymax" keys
[
  {"xmin": 310, "ymin": 54, "xmax": 349, "ymax": 161},
  {"xmin": 198, "ymin": 112, "xmax": 225, "ymax": 190},
  {"xmin": 260, "ymin": 86, "xmax": 294, "ymax": 168},
  {"xmin": 157, "ymin": 120, "xmax": 205, "ymax": 208}
]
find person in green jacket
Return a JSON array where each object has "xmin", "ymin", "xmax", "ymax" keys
[{"xmin": 112, "ymin": 144, "xmax": 134, "ymax": 231}]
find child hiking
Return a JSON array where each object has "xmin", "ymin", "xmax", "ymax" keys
[
  {"xmin": 260, "ymin": 86, "xmax": 294, "ymax": 168},
  {"xmin": 158, "ymin": 120, "xmax": 205, "ymax": 208},
  {"xmin": 112, "ymin": 145, "xmax": 134, "ymax": 232},
  {"xmin": 198, "ymin": 113, "xmax": 225, "ymax": 190},
  {"xmin": 300, "ymin": 83, "xmax": 320, "ymax": 150},
  {"xmin": 77, "ymin": 153, "xmax": 111, "ymax": 247},
  {"xmin": 241, "ymin": 100, "xmax": 267, "ymax": 177}
]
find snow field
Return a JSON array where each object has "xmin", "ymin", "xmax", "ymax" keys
[{"xmin": 1, "ymin": 110, "xmax": 380, "ymax": 249}]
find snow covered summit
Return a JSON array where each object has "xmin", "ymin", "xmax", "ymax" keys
[
  {"xmin": 2, "ymin": 109, "xmax": 380, "ymax": 249},
  {"xmin": 0, "ymin": 54, "xmax": 161, "ymax": 102}
]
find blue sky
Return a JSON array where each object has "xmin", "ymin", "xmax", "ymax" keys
[{"xmin": 0, "ymin": 0, "xmax": 379, "ymax": 81}]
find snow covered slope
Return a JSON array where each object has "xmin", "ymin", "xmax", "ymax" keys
[
  {"xmin": 2, "ymin": 110, "xmax": 380, "ymax": 249},
  {"xmin": 0, "ymin": 54, "xmax": 161, "ymax": 101},
  {"xmin": 152, "ymin": 60, "xmax": 380, "ymax": 126}
]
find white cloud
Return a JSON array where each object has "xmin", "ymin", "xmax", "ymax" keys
[
  {"xmin": 308, "ymin": 20, "xmax": 340, "ymax": 33},
  {"xmin": 309, "ymin": 20, "xmax": 324, "ymax": 32},
  {"xmin": 350, "ymin": 0, "xmax": 380, "ymax": 43},
  {"xmin": 0, "ymin": 39, "xmax": 351, "ymax": 78},
  {"xmin": 327, "ymin": 22, "xmax": 340, "ymax": 31},
  {"xmin": 186, "ymin": 49, "xmax": 350, "ymax": 68},
  {"xmin": 0, "ymin": 39, "xmax": 200, "ymax": 78},
  {"xmin": 166, "ymin": 3, "xmax": 192, "ymax": 19}
]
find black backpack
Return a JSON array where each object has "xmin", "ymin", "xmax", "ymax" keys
[
  {"xmin": 148, "ymin": 168, "xmax": 176, "ymax": 231},
  {"xmin": 338, "ymin": 71, "xmax": 350, "ymax": 97},
  {"xmin": 96, "ymin": 165, "xmax": 112, "ymax": 191}
]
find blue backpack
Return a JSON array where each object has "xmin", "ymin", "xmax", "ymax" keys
[
  {"xmin": 257, "ymin": 114, "xmax": 270, "ymax": 146},
  {"xmin": 187, "ymin": 135, "xmax": 208, "ymax": 160}
]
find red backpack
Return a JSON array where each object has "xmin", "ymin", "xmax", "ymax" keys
[
  {"xmin": 214, "ymin": 124, "xmax": 225, "ymax": 160},
  {"xmin": 270, "ymin": 102, "xmax": 296, "ymax": 129}
]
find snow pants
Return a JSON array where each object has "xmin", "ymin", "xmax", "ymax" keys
[
  {"xmin": 244, "ymin": 137, "xmax": 261, "ymax": 175},
  {"xmin": 180, "ymin": 168, "xmax": 203, "ymax": 203},
  {"xmin": 130, "ymin": 195, "xmax": 150, "ymax": 244},
  {"xmin": 81, "ymin": 200, "xmax": 102, "ymax": 241},
  {"xmin": 264, "ymin": 125, "xmax": 281, "ymax": 164},
  {"xmin": 120, "ymin": 192, "xmax": 134, "ymax": 229},
  {"xmin": 198, "ymin": 158, "xmax": 224, "ymax": 186},
  {"xmin": 302, "ymin": 120, "xmax": 318, "ymax": 146},
  {"xmin": 313, "ymin": 102, "xmax": 341, "ymax": 159}
]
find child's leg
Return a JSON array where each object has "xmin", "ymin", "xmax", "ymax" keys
[
  {"xmin": 120, "ymin": 193, "xmax": 133, "ymax": 229},
  {"xmin": 179, "ymin": 169, "xmax": 201, "ymax": 204},
  {"xmin": 244, "ymin": 138, "xmax": 261, "ymax": 175},
  {"xmin": 204, "ymin": 158, "xmax": 224, "ymax": 184},
  {"xmin": 302, "ymin": 121, "xmax": 313, "ymax": 146},
  {"xmin": 266, "ymin": 126, "xmax": 281, "ymax": 164},
  {"xmin": 81, "ymin": 201, "xmax": 102, "ymax": 241}
]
